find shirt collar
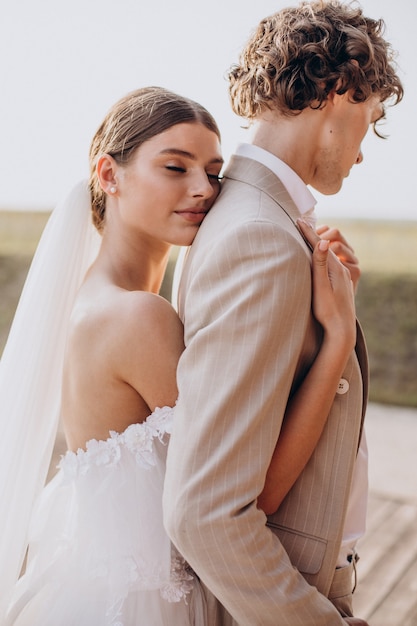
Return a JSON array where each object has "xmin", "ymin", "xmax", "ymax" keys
[{"xmin": 235, "ymin": 143, "xmax": 317, "ymax": 218}]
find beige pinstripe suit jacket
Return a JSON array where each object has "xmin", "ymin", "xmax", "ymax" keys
[{"xmin": 163, "ymin": 155, "xmax": 368, "ymax": 625}]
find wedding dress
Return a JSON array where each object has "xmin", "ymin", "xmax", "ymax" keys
[
  {"xmin": 0, "ymin": 182, "xmax": 209, "ymax": 625},
  {"xmin": 5, "ymin": 406, "xmax": 207, "ymax": 625}
]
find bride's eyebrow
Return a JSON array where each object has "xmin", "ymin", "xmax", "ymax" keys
[
  {"xmin": 159, "ymin": 148, "xmax": 193, "ymax": 158},
  {"xmin": 159, "ymin": 148, "xmax": 224, "ymax": 166}
]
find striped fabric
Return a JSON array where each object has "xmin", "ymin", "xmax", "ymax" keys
[{"xmin": 163, "ymin": 156, "xmax": 368, "ymax": 625}]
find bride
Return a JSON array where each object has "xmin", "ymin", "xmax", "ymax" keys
[
  {"xmin": 0, "ymin": 86, "xmax": 359, "ymax": 625},
  {"xmin": 1, "ymin": 86, "xmax": 223, "ymax": 625}
]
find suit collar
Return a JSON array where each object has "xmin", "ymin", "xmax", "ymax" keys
[
  {"xmin": 235, "ymin": 144, "xmax": 316, "ymax": 216},
  {"xmin": 223, "ymin": 154, "xmax": 305, "ymax": 227}
]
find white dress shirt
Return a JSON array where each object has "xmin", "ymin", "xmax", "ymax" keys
[{"xmin": 235, "ymin": 143, "xmax": 368, "ymax": 567}]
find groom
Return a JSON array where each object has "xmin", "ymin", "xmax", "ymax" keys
[{"xmin": 164, "ymin": 1, "xmax": 403, "ymax": 624}]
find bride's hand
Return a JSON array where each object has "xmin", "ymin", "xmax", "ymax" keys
[
  {"xmin": 316, "ymin": 223, "xmax": 361, "ymax": 292},
  {"xmin": 297, "ymin": 219, "xmax": 357, "ymax": 353}
]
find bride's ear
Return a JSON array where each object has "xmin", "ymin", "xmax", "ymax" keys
[{"xmin": 96, "ymin": 154, "xmax": 118, "ymax": 195}]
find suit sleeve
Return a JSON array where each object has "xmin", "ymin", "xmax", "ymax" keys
[{"xmin": 163, "ymin": 220, "xmax": 345, "ymax": 625}]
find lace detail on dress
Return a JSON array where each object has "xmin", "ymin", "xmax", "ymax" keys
[
  {"xmin": 105, "ymin": 553, "xmax": 196, "ymax": 626},
  {"xmin": 101, "ymin": 550, "xmax": 195, "ymax": 625},
  {"xmin": 58, "ymin": 405, "xmax": 174, "ymax": 480},
  {"xmin": 161, "ymin": 548, "xmax": 195, "ymax": 603},
  {"xmin": 53, "ymin": 405, "xmax": 196, "ymax": 624}
]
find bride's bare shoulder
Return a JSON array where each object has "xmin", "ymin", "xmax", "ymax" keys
[
  {"xmin": 117, "ymin": 290, "xmax": 183, "ymax": 346},
  {"xmin": 68, "ymin": 288, "xmax": 184, "ymax": 370}
]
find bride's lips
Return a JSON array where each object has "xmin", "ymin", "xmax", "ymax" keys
[{"xmin": 175, "ymin": 209, "xmax": 208, "ymax": 223}]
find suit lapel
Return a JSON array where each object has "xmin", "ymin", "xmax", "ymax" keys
[{"xmin": 355, "ymin": 321, "xmax": 369, "ymax": 440}]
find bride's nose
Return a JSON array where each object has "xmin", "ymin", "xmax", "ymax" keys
[
  {"xmin": 355, "ymin": 149, "xmax": 364, "ymax": 165},
  {"xmin": 190, "ymin": 171, "xmax": 215, "ymax": 199}
]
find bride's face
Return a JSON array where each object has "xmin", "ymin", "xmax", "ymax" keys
[{"xmin": 115, "ymin": 122, "xmax": 223, "ymax": 247}]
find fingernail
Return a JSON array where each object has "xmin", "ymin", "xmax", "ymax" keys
[
  {"xmin": 297, "ymin": 218, "xmax": 312, "ymax": 228},
  {"xmin": 319, "ymin": 239, "xmax": 330, "ymax": 251}
]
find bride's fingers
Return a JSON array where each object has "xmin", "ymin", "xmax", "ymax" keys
[
  {"xmin": 311, "ymin": 238, "xmax": 344, "ymax": 292},
  {"xmin": 315, "ymin": 223, "xmax": 360, "ymax": 290},
  {"xmin": 313, "ymin": 238, "xmax": 330, "ymax": 269},
  {"xmin": 316, "ymin": 224, "xmax": 355, "ymax": 252},
  {"xmin": 296, "ymin": 218, "xmax": 321, "ymax": 249},
  {"xmin": 297, "ymin": 218, "xmax": 352, "ymax": 289},
  {"xmin": 298, "ymin": 219, "xmax": 337, "ymax": 280}
]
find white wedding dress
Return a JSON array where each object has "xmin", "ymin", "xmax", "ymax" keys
[{"xmin": 5, "ymin": 406, "xmax": 208, "ymax": 626}]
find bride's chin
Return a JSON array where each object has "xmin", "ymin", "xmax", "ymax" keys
[{"xmin": 174, "ymin": 229, "xmax": 201, "ymax": 247}]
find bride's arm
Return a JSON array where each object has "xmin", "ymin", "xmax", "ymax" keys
[{"xmin": 258, "ymin": 220, "xmax": 358, "ymax": 514}]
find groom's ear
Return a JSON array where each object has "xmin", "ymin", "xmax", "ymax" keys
[{"xmin": 96, "ymin": 154, "xmax": 118, "ymax": 194}]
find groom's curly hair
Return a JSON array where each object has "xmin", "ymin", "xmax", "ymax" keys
[{"xmin": 228, "ymin": 0, "xmax": 403, "ymax": 122}]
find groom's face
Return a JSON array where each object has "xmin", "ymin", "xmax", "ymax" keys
[{"xmin": 307, "ymin": 93, "xmax": 385, "ymax": 196}]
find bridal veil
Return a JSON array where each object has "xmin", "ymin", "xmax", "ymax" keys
[{"xmin": 0, "ymin": 181, "xmax": 100, "ymax": 617}]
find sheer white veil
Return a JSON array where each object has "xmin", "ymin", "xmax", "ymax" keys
[{"xmin": 0, "ymin": 180, "xmax": 100, "ymax": 617}]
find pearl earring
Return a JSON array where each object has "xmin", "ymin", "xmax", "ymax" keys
[{"xmin": 110, "ymin": 186, "xmax": 116, "ymax": 194}]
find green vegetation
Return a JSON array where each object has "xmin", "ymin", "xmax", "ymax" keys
[
  {"xmin": 1, "ymin": 211, "xmax": 416, "ymax": 407},
  {"xmin": 322, "ymin": 218, "xmax": 417, "ymax": 407},
  {"xmin": 356, "ymin": 273, "xmax": 417, "ymax": 407}
]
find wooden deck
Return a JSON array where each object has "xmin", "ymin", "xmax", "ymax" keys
[{"xmin": 354, "ymin": 490, "xmax": 417, "ymax": 625}]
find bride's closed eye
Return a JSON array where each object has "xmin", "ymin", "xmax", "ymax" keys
[
  {"xmin": 207, "ymin": 173, "xmax": 223, "ymax": 183},
  {"xmin": 165, "ymin": 165, "xmax": 222, "ymax": 184},
  {"xmin": 165, "ymin": 165, "xmax": 186, "ymax": 173}
]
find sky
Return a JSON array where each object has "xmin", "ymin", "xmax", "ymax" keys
[{"xmin": 0, "ymin": 0, "xmax": 415, "ymax": 221}]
